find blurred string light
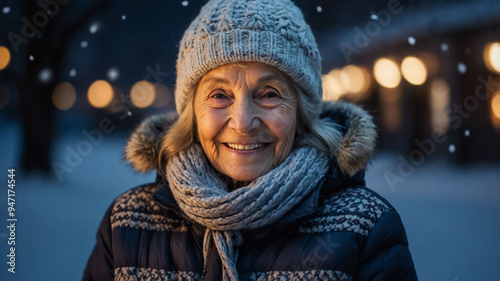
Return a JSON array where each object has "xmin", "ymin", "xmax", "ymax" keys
[
  {"xmin": 322, "ymin": 65, "xmax": 371, "ymax": 101},
  {"xmin": 152, "ymin": 83, "xmax": 172, "ymax": 108},
  {"xmin": 373, "ymin": 58, "xmax": 401, "ymax": 88},
  {"xmin": 430, "ymin": 78, "xmax": 450, "ymax": 136},
  {"xmin": 0, "ymin": 46, "xmax": 11, "ymax": 70},
  {"xmin": 130, "ymin": 81, "xmax": 156, "ymax": 108},
  {"xmin": 483, "ymin": 42, "xmax": 500, "ymax": 74},
  {"xmin": 88, "ymin": 80, "xmax": 114, "ymax": 108},
  {"xmin": 0, "ymin": 85, "xmax": 10, "ymax": 109},
  {"xmin": 401, "ymin": 56, "xmax": 427, "ymax": 85},
  {"xmin": 492, "ymin": 91, "xmax": 500, "ymax": 119},
  {"xmin": 491, "ymin": 91, "xmax": 500, "ymax": 130},
  {"xmin": 52, "ymin": 82, "xmax": 77, "ymax": 110},
  {"xmin": 322, "ymin": 73, "xmax": 342, "ymax": 101}
]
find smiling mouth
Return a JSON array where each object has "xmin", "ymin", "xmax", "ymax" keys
[{"xmin": 224, "ymin": 143, "xmax": 269, "ymax": 151}]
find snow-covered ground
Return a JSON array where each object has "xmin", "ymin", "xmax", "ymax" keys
[{"xmin": 0, "ymin": 124, "xmax": 499, "ymax": 281}]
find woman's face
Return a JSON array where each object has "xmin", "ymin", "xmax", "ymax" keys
[{"xmin": 194, "ymin": 62, "xmax": 298, "ymax": 186}]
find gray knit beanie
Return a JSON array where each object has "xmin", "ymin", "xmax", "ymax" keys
[{"xmin": 175, "ymin": 0, "xmax": 322, "ymax": 114}]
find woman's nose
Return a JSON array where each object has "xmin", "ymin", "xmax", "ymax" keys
[{"xmin": 228, "ymin": 99, "xmax": 261, "ymax": 134}]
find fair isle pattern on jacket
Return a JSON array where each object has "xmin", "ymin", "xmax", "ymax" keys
[
  {"xmin": 115, "ymin": 267, "xmax": 201, "ymax": 281},
  {"xmin": 110, "ymin": 184, "xmax": 187, "ymax": 232},
  {"xmin": 248, "ymin": 270, "xmax": 352, "ymax": 281},
  {"xmin": 298, "ymin": 187, "xmax": 391, "ymax": 236}
]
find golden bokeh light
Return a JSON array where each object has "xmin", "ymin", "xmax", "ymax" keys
[
  {"xmin": 342, "ymin": 65, "xmax": 364, "ymax": 93},
  {"xmin": 152, "ymin": 83, "xmax": 172, "ymax": 108},
  {"xmin": 130, "ymin": 81, "xmax": 156, "ymax": 108},
  {"xmin": 88, "ymin": 80, "xmax": 114, "ymax": 108},
  {"xmin": 401, "ymin": 56, "xmax": 427, "ymax": 85},
  {"xmin": 373, "ymin": 58, "xmax": 401, "ymax": 88},
  {"xmin": 0, "ymin": 46, "xmax": 11, "ymax": 70},
  {"xmin": 492, "ymin": 91, "xmax": 500, "ymax": 120},
  {"xmin": 53, "ymin": 82, "xmax": 77, "ymax": 110},
  {"xmin": 322, "ymin": 72, "xmax": 343, "ymax": 101},
  {"xmin": 484, "ymin": 42, "xmax": 500, "ymax": 73}
]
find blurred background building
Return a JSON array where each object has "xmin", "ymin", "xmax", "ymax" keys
[{"xmin": 0, "ymin": 0, "xmax": 499, "ymax": 280}]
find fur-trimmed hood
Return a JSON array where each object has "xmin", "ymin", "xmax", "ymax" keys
[{"xmin": 124, "ymin": 101, "xmax": 377, "ymax": 177}]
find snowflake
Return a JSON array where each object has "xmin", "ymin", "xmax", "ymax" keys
[
  {"xmin": 457, "ymin": 62, "xmax": 466, "ymax": 74},
  {"xmin": 448, "ymin": 144, "xmax": 456, "ymax": 154},
  {"xmin": 408, "ymin": 36, "xmax": 416, "ymax": 46}
]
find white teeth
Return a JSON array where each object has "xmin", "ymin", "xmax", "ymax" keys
[{"xmin": 226, "ymin": 143, "xmax": 264, "ymax": 150}]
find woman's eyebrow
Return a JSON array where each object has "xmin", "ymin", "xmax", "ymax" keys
[
  {"xmin": 201, "ymin": 77, "xmax": 230, "ymax": 87},
  {"xmin": 257, "ymin": 73, "xmax": 287, "ymax": 85}
]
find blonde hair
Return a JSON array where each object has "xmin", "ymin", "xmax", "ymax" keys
[{"xmin": 158, "ymin": 77, "xmax": 342, "ymax": 176}]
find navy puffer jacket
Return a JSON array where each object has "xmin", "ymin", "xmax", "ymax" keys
[{"xmin": 83, "ymin": 102, "xmax": 418, "ymax": 281}]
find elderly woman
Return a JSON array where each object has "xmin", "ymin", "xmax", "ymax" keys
[{"xmin": 83, "ymin": 0, "xmax": 417, "ymax": 280}]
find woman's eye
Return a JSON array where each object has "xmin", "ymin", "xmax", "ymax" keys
[
  {"xmin": 209, "ymin": 91, "xmax": 228, "ymax": 99},
  {"xmin": 260, "ymin": 89, "xmax": 281, "ymax": 100}
]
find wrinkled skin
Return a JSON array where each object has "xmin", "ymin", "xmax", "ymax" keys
[{"xmin": 194, "ymin": 62, "xmax": 299, "ymax": 189}]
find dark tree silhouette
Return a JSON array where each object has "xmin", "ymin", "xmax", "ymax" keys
[{"xmin": 2, "ymin": 0, "xmax": 115, "ymax": 173}]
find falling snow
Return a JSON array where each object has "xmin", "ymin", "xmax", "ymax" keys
[
  {"xmin": 29, "ymin": 55, "xmax": 35, "ymax": 61},
  {"xmin": 182, "ymin": 1, "xmax": 189, "ymax": 7},
  {"xmin": 107, "ymin": 68, "xmax": 119, "ymax": 81},
  {"xmin": 89, "ymin": 23, "xmax": 99, "ymax": 34},
  {"xmin": 370, "ymin": 14, "xmax": 378, "ymax": 20},
  {"xmin": 448, "ymin": 144, "xmax": 456, "ymax": 154},
  {"xmin": 408, "ymin": 36, "xmax": 416, "ymax": 45},
  {"xmin": 69, "ymin": 69, "xmax": 77, "ymax": 77},
  {"xmin": 81, "ymin": 41, "xmax": 89, "ymax": 48},
  {"xmin": 464, "ymin": 129, "xmax": 470, "ymax": 137},
  {"xmin": 39, "ymin": 68, "xmax": 53, "ymax": 83},
  {"xmin": 316, "ymin": 6, "xmax": 322, "ymax": 13},
  {"xmin": 122, "ymin": 15, "xmax": 127, "ymax": 20},
  {"xmin": 457, "ymin": 62, "xmax": 467, "ymax": 74},
  {"xmin": 127, "ymin": 111, "xmax": 132, "ymax": 116},
  {"xmin": 2, "ymin": 6, "xmax": 10, "ymax": 14},
  {"xmin": 441, "ymin": 43, "xmax": 449, "ymax": 52}
]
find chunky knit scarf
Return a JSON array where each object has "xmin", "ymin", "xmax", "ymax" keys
[{"xmin": 166, "ymin": 144, "xmax": 329, "ymax": 281}]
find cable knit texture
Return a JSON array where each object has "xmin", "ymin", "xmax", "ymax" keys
[
  {"xmin": 166, "ymin": 144, "xmax": 329, "ymax": 281},
  {"xmin": 175, "ymin": 0, "xmax": 322, "ymax": 114}
]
